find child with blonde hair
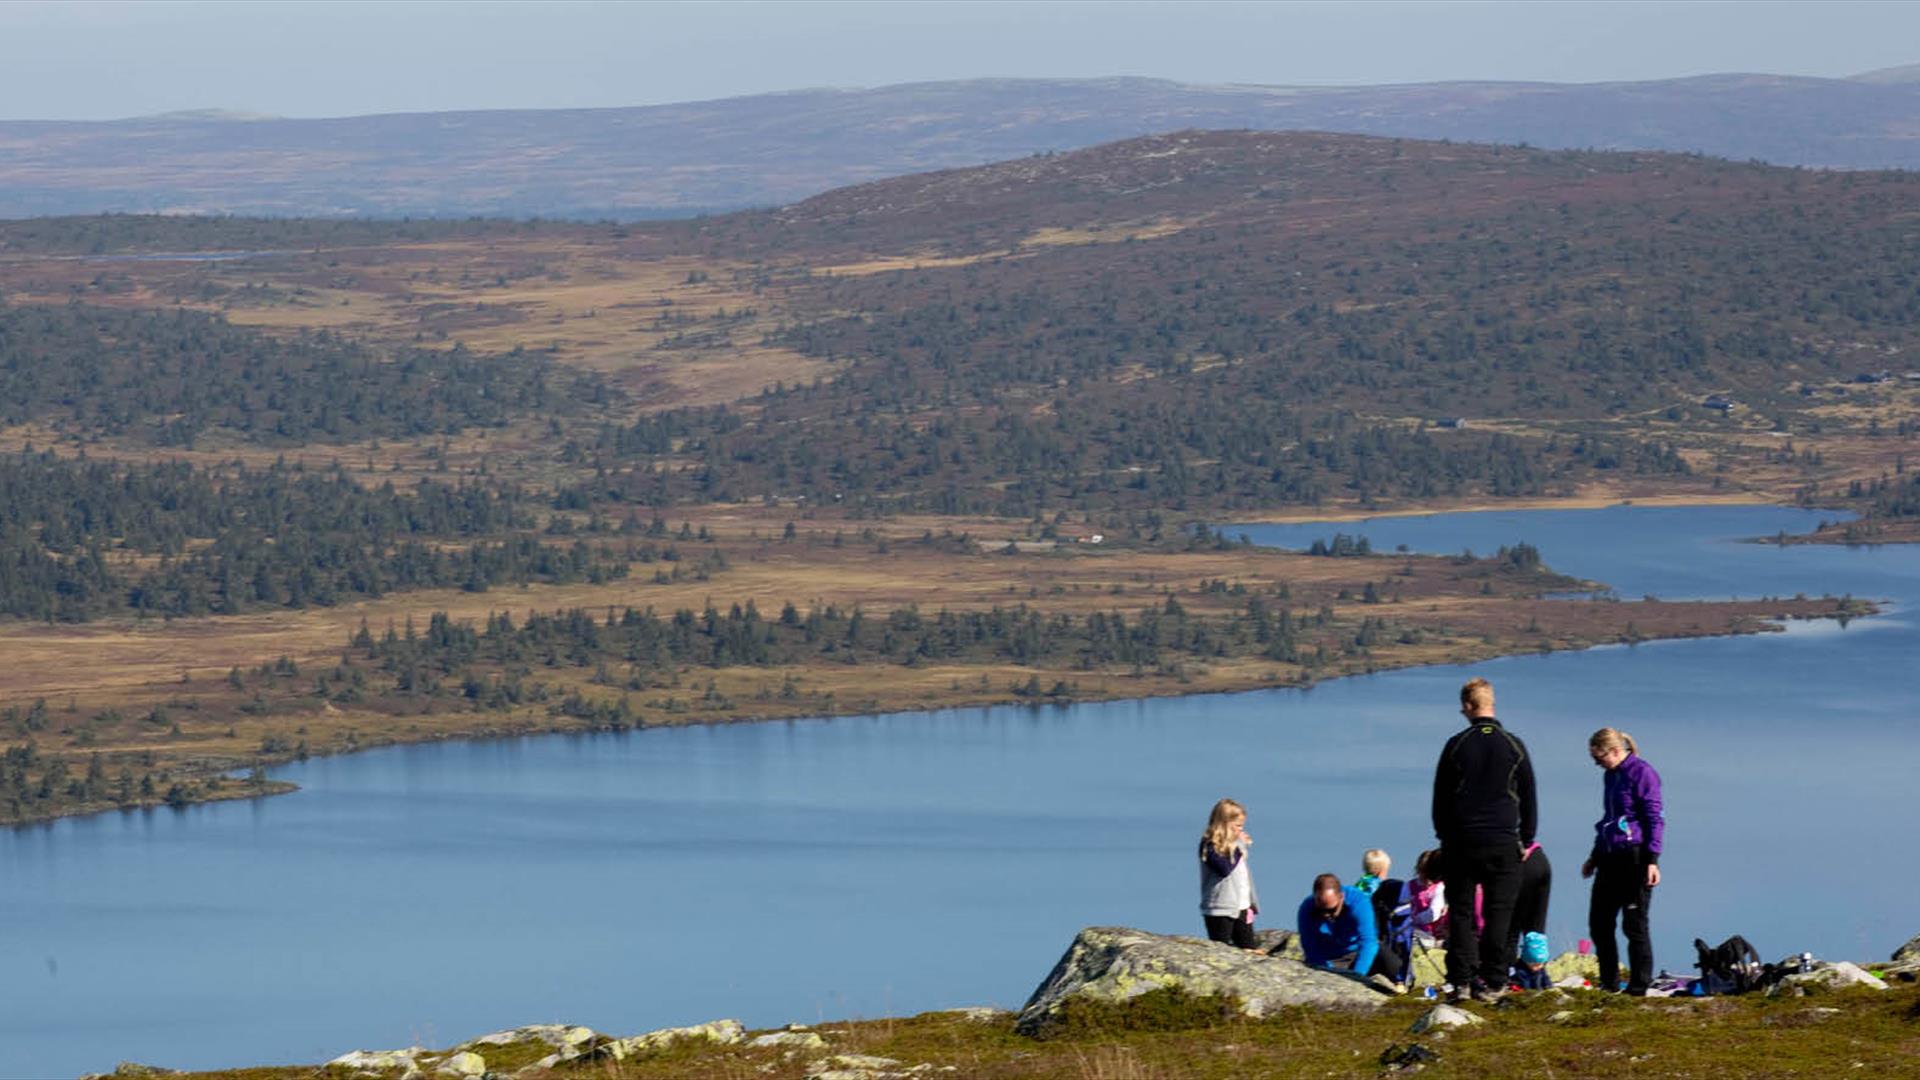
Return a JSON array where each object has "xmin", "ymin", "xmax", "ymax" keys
[
  {"xmin": 1199, "ymin": 798, "xmax": 1260, "ymax": 949},
  {"xmin": 1357, "ymin": 849, "xmax": 1392, "ymax": 896}
]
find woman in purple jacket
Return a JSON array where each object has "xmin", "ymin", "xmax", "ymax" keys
[{"xmin": 1580, "ymin": 728, "xmax": 1663, "ymax": 994}]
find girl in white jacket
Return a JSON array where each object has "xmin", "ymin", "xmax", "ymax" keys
[{"xmin": 1199, "ymin": 798, "xmax": 1260, "ymax": 948}]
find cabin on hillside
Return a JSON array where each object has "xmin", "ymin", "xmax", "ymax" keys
[
  {"xmin": 1702, "ymin": 395, "xmax": 1736, "ymax": 413},
  {"xmin": 1432, "ymin": 417, "xmax": 1464, "ymax": 429},
  {"xmin": 1854, "ymin": 371, "xmax": 1892, "ymax": 384}
]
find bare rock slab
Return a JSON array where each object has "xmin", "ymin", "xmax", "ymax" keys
[{"xmin": 1015, "ymin": 926, "xmax": 1382, "ymax": 1035}]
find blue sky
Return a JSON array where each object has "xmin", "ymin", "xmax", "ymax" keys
[{"xmin": 4, "ymin": 0, "xmax": 1917, "ymax": 121}]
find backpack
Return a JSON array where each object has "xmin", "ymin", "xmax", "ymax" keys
[
  {"xmin": 1693, "ymin": 935, "xmax": 1765, "ymax": 994},
  {"xmin": 1370, "ymin": 878, "xmax": 1404, "ymax": 943}
]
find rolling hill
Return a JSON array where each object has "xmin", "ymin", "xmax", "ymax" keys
[{"xmin": 3, "ymin": 71, "xmax": 1920, "ymax": 219}]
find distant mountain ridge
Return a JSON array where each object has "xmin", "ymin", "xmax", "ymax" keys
[{"xmin": 2, "ymin": 71, "xmax": 1919, "ymax": 219}]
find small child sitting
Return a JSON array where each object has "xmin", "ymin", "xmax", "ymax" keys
[
  {"xmin": 1355, "ymin": 849, "xmax": 1391, "ymax": 896},
  {"xmin": 1512, "ymin": 931, "xmax": 1553, "ymax": 990}
]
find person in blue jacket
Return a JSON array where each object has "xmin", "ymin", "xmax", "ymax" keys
[{"xmin": 1298, "ymin": 873, "xmax": 1404, "ymax": 989}]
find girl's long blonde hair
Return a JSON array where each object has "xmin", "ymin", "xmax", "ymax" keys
[
  {"xmin": 1203, "ymin": 798, "xmax": 1246, "ymax": 856},
  {"xmin": 1589, "ymin": 727, "xmax": 1639, "ymax": 756}
]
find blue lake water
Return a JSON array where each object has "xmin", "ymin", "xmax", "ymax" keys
[{"xmin": 4, "ymin": 504, "xmax": 1918, "ymax": 1076}]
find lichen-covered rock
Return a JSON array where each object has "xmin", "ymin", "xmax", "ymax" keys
[
  {"xmin": 1407, "ymin": 1004, "xmax": 1482, "ymax": 1034},
  {"xmin": 327, "ymin": 1048, "xmax": 425, "ymax": 1078},
  {"xmin": 1015, "ymin": 926, "xmax": 1382, "ymax": 1035},
  {"xmin": 1893, "ymin": 933, "xmax": 1920, "ymax": 964},
  {"xmin": 748, "ymin": 1030, "xmax": 829, "ymax": 1049},
  {"xmin": 1768, "ymin": 961, "xmax": 1890, "ymax": 996},
  {"xmin": 938, "ymin": 1006, "xmax": 1008, "ymax": 1023},
  {"xmin": 433, "ymin": 1050, "xmax": 486, "ymax": 1078},
  {"xmin": 466, "ymin": 1024, "xmax": 598, "ymax": 1050},
  {"xmin": 79, "ymin": 1064, "xmax": 179, "ymax": 1080},
  {"xmin": 807, "ymin": 1054, "xmax": 908, "ymax": 1079},
  {"xmin": 603, "ymin": 1018, "xmax": 745, "ymax": 1059},
  {"xmin": 1252, "ymin": 928, "xmax": 1298, "ymax": 957},
  {"xmin": 329, "ymin": 1048, "xmax": 424, "ymax": 1068},
  {"xmin": 1546, "ymin": 950, "xmax": 1600, "ymax": 985}
]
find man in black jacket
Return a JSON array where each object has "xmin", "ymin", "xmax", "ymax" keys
[{"xmin": 1432, "ymin": 676, "xmax": 1537, "ymax": 1002}]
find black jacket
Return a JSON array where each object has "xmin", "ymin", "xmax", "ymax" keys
[{"xmin": 1432, "ymin": 716, "xmax": 1537, "ymax": 847}]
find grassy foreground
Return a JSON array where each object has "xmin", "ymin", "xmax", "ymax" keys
[{"xmin": 164, "ymin": 980, "xmax": 1920, "ymax": 1080}]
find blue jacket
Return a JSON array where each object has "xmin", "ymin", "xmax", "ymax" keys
[
  {"xmin": 1592, "ymin": 752, "xmax": 1665, "ymax": 862},
  {"xmin": 1297, "ymin": 886, "xmax": 1378, "ymax": 974}
]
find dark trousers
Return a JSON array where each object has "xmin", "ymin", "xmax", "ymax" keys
[
  {"xmin": 1335, "ymin": 947, "xmax": 1404, "ymax": 981},
  {"xmin": 1510, "ymin": 846, "xmax": 1553, "ymax": 951},
  {"xmin": 1442, "ymin": 840, "xmax": 1523, "ymax": 989},
  {"xmin": 1589, "ymin": 850, "xmax": 1654, "ymax": 991},
  {"xmin": 1204, "ymin": 912, "xmax": 1257, "ymax": 949}
]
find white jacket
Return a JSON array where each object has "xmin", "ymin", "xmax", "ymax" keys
[{"xmin": 1199, "ymin": 841, "xmax": 1258, "ymax": 916}]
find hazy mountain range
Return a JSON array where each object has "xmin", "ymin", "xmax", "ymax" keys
[{"xmin": 2, "ymin": 68, "xmax": 1918, "ymax": 220}]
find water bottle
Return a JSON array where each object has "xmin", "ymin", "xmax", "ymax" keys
[{"xmin": 1423, "ymin": 985, "xmax": 1437, "ymax": 1000}]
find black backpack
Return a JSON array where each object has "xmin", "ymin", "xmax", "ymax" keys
[{"xmin": 1693, "ymin": 935, "xmax": 1765, "ymax": 994}]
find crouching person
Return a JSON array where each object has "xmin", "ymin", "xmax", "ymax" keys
[{"xmin": 1298, "ymin": 873, "xmax": 1406, "ymax": 993}]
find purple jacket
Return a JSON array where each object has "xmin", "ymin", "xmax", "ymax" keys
[{"xmin": 1592, "ymin": 753, "xmax": 1664, "ymax": 862}]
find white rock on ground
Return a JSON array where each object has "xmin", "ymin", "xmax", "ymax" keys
[
  {"xmin": 1769, "ymin": 961, "xmax": 1890, "ymax": 995},
  {"xmin": 433, "ymin": 1050, "xmax": 486, "ymax": 1078},
  {"xmin": 1408, "ymin": 1004, "xmax": 1483, "ymax": 1034},
  {"xmin": 940, "ymin": 1006, "xmax": 1009, "ymax": 1023},
  {"xmin": 604, "ymin": 1018, "xmax": 746, "ymax": 1059},
  {"xmin": 329, "ymin": 1048, "xmax": 425, "ymax": 1071},
  {"xmin": 748, "ymin": 1030, "xmax": 830, "ymax": 1050}
]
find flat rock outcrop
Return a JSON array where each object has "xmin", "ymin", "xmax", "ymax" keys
[
  {"xmin": 1015, "ymin": 926, "xmax": 1382, "ymax": 1035},
  {"xmin": 1768, "ymin": 961, "xmax": 1890, "ymax": 996}
]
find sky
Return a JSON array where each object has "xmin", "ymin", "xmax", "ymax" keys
[{"xmin": 2, "ymin": 0, "xmax": 1917, "ymax": 122}]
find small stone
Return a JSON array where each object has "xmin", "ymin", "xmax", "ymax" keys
[
  {"xmin": 828, "ymin": 1055, "xmax": 903, "ymax": 1069},
  {"xmin": 1407, "ymin": 1004, "xmax": 1483, "ymax": 1034},
  {"xmin": 1547, "ymin": 1010, "xmax": 1575, "ymax": 1023}
]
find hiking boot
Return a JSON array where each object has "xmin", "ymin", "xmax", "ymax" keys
[
  {"xmin": 1446, "ymin": 984, "xmax": 1470, "ymax": 1005},
  {"xmin": 1470, "ymin": 983, "xmax": 1509, "ymax": 1005}
]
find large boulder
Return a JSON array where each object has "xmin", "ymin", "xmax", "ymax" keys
[
  {"xmin": 1015, "ymin": 926, "xmax": 1383, "ymax": 1035},
  {"xmin": 1893, "ymin": 933, "xmax": 1920, "ymax": 964}
]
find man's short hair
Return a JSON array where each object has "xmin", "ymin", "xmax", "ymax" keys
[
  {"xmin": 1312, "ymin": 872, "xmax": 1342, "ymax": 898},
  {"xmin": 1460, "ymin": 677, "xmax": 1494, "ymax": 714}
]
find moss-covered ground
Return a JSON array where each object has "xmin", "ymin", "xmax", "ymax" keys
[{"xmin": 171, "ymin": 979, "xmax": 1919, "ymax": 1080}]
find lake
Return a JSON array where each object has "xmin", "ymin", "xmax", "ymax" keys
[{"xmin": 4, "ymin": 504, "xmax": 1917, "ymax": 1075}]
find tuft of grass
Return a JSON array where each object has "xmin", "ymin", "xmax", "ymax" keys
[{"xmin": 1038, "ymin": 987, "xmax": 1246, "ymax": 1041}]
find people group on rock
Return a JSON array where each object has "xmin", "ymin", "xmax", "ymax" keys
[{"xmin": 1197, "ymin": 675, "xmax": 1665, "ymax": 1003}]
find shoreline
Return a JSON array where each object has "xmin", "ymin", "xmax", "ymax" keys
[
  {"xmin": 5, "ymin": 596, "xmax": 1871, "ymax": 829},
  {"xmin": 1234, "ymin": 490, "xmax": 1784, "ymax": 526}
]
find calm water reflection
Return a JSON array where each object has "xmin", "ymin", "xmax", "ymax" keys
[{"xmin": 4, "ymin": 505, "xmax": 1917, "ymax": 1075}]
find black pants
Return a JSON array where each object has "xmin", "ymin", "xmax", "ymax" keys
[
  {"xmin": 1442, "ymin": 840, "xmax": 1523, "ymax": 989},
  {"xmin": 1510, "ymin": 846, "xmax": 1553, "ymax": 952},
  {"xmin": 1334, "ymin": 947, "xmax": 1404, "ymax": 981},
  {"xmin": 1589, "ymin": 850, "xmax": 1654, "ymax": 991},
  {"xmin": 1205, "ymin": 912, "xmax": 1257, "ymax": 950}
]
